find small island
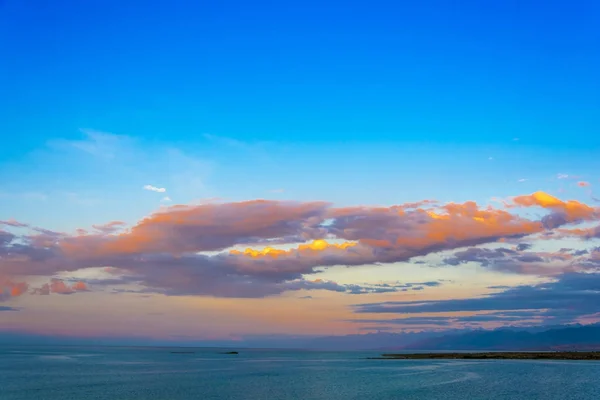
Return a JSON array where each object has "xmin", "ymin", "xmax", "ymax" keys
[
  {"xmin": 369, "ymin": 352, "xmax": 600, "ymax": 361},
  {"xmin": 219, "ymin": 351, "xmax": 239, "ymax": 355}
]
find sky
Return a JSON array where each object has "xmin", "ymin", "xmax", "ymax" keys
[{"xmin": 1, "ymin": 0, "xmax": 600, "ymax": 344}]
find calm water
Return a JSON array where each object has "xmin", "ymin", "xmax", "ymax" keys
[{"xmin": 1, "ymin": 346, "xmax": 600, "ymax": 399}]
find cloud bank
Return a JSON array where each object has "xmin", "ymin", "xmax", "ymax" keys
[
  {"xmin": 0, "ymin": 192, "xmax": 599, "ymax": 300},
  {"xmin": 352, "ymin": 269, "xmax": 600, "ymax": 326}
]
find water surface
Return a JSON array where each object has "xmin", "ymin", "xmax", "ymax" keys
[{"xmin": 2, "ymin": 346, "xmax": 599, "ymax": 399}]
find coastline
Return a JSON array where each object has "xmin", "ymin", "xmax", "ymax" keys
[{"xmin": 369, "ymin": 352, "xmax": 600, "ymax": 360}]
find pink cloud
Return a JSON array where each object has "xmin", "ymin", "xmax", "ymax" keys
[
  {"xmin": 30, "ymin": 279, "xmax": 89, "ymax": 296},
  {"xmin": 1, "ymin": 192, "xmax": 599, "ymax": 299}
]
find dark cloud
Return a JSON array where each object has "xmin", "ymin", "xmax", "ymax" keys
[
  {"xmin": 102, "ymin": 272, "xmax": 442, "ymax": 298},
  {"xmin": 444, "ymin": 248, "xmax": 516, "ymax": 267},
  {"xmin": 348, "ymin": 312, "xmax": 540, "ymax": 327},
  {"xmin": 442, "ymin": 245, "xmax": 595, "ymax": 275},
  {"xmin": 0, "ymin": 230, "xmax": 15, "ymax": 246},
  {"xmin": 516, "ymin": 243, "xmax": 532, "ymax": 251},
  {"xmin": 91, "ymin": 221, "xmax": 127, "ymax": 234},
  {"xmin": 353, "ymin": 272, "xmax": 600, "ymax": 325},
  {"xmin": 352, "ymin": 317, "xmax": 453, "ymax": 326},
  {"xmin": 541, "ymin": 212, "xmax": 569, "ymax": 229},
  {"xmin": 356, "ymin": 326, "xmax": 396, "ymax": 331},
  {"xmin": 0, "ymin": 306, "xmax": 18, "ymax": 311},
  {"xmin": 572, "ymin": 249, "xmax": 590, "ymax": 256}
]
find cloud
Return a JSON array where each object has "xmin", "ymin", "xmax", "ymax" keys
[
  {"xmin": 518, "ymin": 179, "xmax": 528, "ymax": 182},
  {"xmin": 578, "ymin": 181, "xmax": 591, "ymax": 187},
  {"xmin": 92, "ymin": 221, "xmax": 126, "ymax": 234},
  {"xmin": 71, "ymin": 281, "xmax": 88, "ymax": 291},
  {"xmin": 59, "ymin": 200, "xmax": 331, "ymax": 257},
  {"xmin": 348, "ymin": 311, "xmax": 544, "ymax": 328},
  {"xmin": 554, "ymin": 224, "xmax": 600, "ymax": 240},
  {"xmin": 0, "ymin": 278, "xmax": 29, "ymax": 301},
  {"xmin": 1, "ymin": 192, "xmax": 599, "ymax": 299},
  {"xmin": 511, "ymin": 191, "xmax": 597, "ymax": 222},
  {"xmin": 0, "ymin": 306, "xmax": 18, "ymax": 312},
  {"xmin": 161, "ymin": 196, "xmax": 172, "ymax": 203},
  {"xmin": 0, "ymin": 219, "xmax": 29, "ymax": 228},
  {"xmin": 49, "ymin": 129, "xmax": 134, "ymax": 160},
  {"xmin": 442, "ymin": 246, "xmax": 582, "ymax": 275},
  {"xmin": 353, "ymin": 271, "xmax": 600, "ymax": 325},
  {"xmin": 31, "ymin": 279, "xmax": 89, "ymax": 296},
  {"xmin": 143, "ymin": 185, "xmax": 166, "ymax": 193},
  {"xmin": 516, "ymin": 243, "xmax": 532, "ymax": 251},
  {"xmin": 0, "ymin": 230, "xmax": 15, "ymax": 246}
]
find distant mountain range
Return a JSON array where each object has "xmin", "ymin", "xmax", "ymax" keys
[{"xmin": 400, "ymin": 323, "xmax": 600, "ymax": 351}]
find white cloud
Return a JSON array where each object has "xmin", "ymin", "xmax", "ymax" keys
[
  {"xmin": 518, "ymin": 179, "xmax": 527, "ymax": 182},
  {"xmin": 143, "ymin": 185, "xmax": 166, "ymax": 193},
  {"xmin": 557, "ymin": 173, "xmax": 570, "ymax": 179},
  {"xmin": 161, "ymin": 196, "xmax": 172, "ymax": 203}
]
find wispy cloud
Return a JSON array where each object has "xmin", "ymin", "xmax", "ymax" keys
[{"xmin": 49, "ymin": 129, "xmax": 134, "ymax": 160}]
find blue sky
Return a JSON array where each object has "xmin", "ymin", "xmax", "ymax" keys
[
  {"xmin": 2, "ymin": 0, "xmax": 599, "ymax": 229},
  {"xmin": 1, "ymin": 0, "xmax": 600, "ymax": 341}
]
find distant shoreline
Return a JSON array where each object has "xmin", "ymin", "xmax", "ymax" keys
[{"xmin": 369, "ymin": 352, "xmax": 600, "ymax": 360}]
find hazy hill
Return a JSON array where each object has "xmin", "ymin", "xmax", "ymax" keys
[{"xmin": 402, "ymin": 323, "xmax": 600, "ymax": 351}]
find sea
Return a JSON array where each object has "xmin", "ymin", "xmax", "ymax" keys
[{"xmin": 1, "ymin": 346, "xmax": 600, "ymax": 400}]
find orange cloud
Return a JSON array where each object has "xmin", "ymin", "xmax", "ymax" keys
[
  {"xmin": 228, "ymin": 201, "xmax": 546, "ymax": 274},
  {"xmin": 555, "ymin": 224, "xmax": 600, "ymax": 240},
  {"xmin": 60, "ymin": 200, "xmax": 331, "ymax": 257},
  {"xmin": 329, "ymin": 201, "xmax": 543, "ymax": 255},
  {"xmin": 230, "ymin": 239, "xmax": 357, "ymax": 258},
  {"xmin": 0, "ymin": 278, "xmax": 29, "ymax": 299},
  {"xmin": 512, "ymin": 191, "xmax": 597, "ymax": 221},
  {"xmin": 3, "ymin": 192, "xmax": 600, "ymax": 299},
  {"xmin": 29, "ymin": 279, "xmax": 89, "ymax": 296},
  {"xmin": 72, "ymin": 281, "xmax": 88, "ymax": 291}
]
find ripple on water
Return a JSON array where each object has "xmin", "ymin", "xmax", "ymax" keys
[{"xmin": 38, "ymin": 355, "xmax": 75, "ymax": 361}]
